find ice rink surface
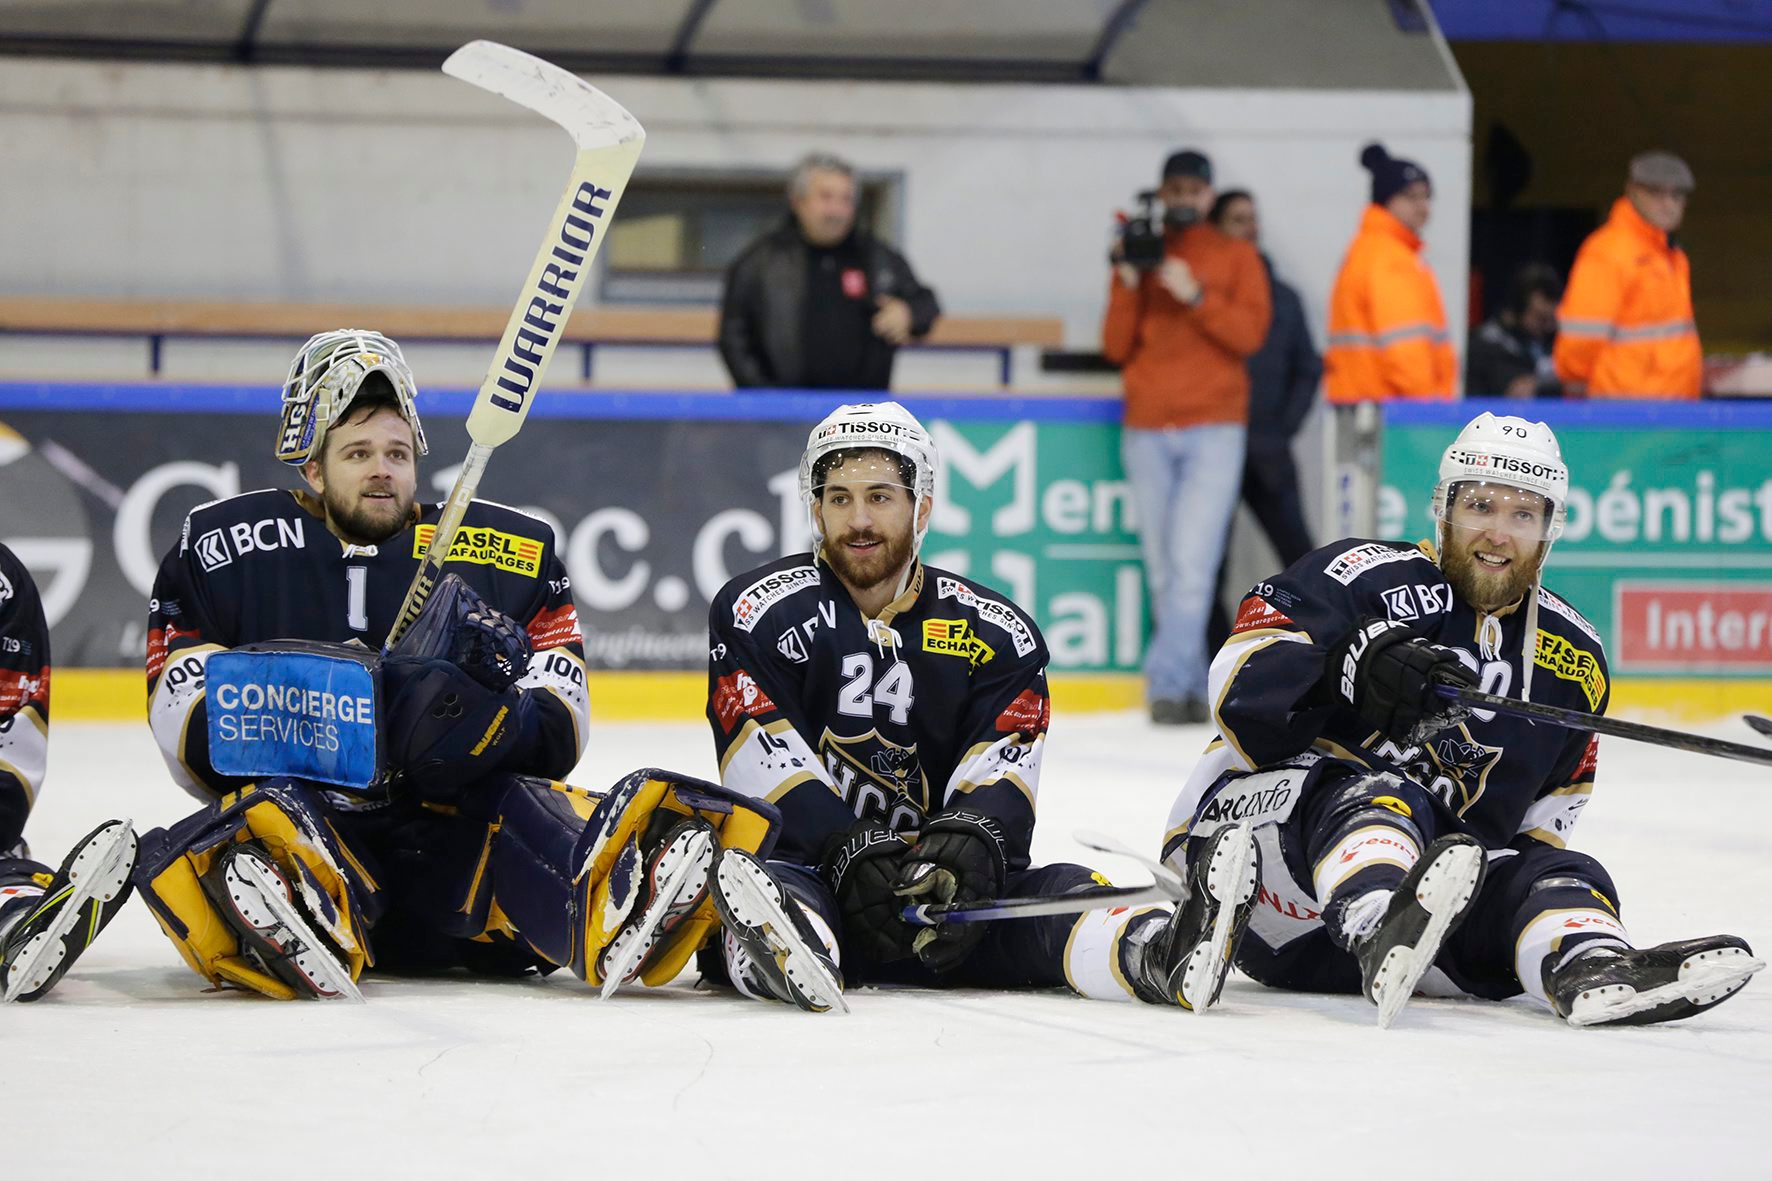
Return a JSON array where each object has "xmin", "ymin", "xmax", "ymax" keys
[{"xmin": 11, "ymin": 713, "xmax": 1770, "ymax": 1179}]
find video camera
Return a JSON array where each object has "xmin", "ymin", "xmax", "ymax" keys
[{"xmin": 1115, "ymin": 190, "xmax": 1198, "ymax": 270}]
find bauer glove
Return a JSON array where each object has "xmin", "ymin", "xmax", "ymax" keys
[
  {"xmin": 1327, "ymin": 618, "xmax": 1477, "ymax": 746},
  {"xmin": 821, "ymin": 820, "xmax": 916, "ymax": 966},
  {"xmin": 892, "ymin": 810, "xmax": 1008, "ymax": 974}
]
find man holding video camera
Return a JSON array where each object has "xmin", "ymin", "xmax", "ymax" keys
[{"xmin": 1103, "ymin": 148, "xmax": 1270, "ymax": 725}]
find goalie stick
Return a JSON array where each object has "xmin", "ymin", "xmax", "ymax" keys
[
  {"xmin": 386, "ymin": 40, "xmax": 646, "ymax": 648},
  {"xmin": 1436, "ymin": 683, "xmax": 1772, "ymax": 768},
  {"xmin": 902, "ymin": 829, "xmax": 1186, "ymax": 926}
]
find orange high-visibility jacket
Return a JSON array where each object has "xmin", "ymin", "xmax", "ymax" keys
[
  {"xmin": 1325, "ymin": 205, "xmax": 1456, "ymax": 403},
  {"xmin": 1554, "ymin": 197, "xmax": 1701, "ymax": 399}
]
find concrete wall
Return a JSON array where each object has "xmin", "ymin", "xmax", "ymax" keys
[{"xmin": 0, "ymin": 57, "xmax": 1470, "ymax": 381}]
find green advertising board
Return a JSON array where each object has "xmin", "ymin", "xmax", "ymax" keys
[
  {"xmin": 1380, "ymin": 402, "xmax": 1772, "ymax": 679},
  {"xmin": 925, "ymin": 416, "xmax": 1146, "ymax": 673}
]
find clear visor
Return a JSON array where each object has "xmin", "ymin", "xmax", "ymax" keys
[{"xmin": 1440, "ymin": 480, "xmax": 1555, "ymax": 542}]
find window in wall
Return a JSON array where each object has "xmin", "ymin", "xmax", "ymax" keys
[{"xmin": 601, "ymin": 172, "xmax": 895, "ymax": 304}]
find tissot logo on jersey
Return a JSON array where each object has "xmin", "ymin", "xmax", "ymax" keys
[
  {"xmin": 936, "ymin": 577, "xmax": 1037, "ymax": 657},
  {"xmin": 1534, "ymin": 629, "xmax": 1607, "ymax": 708},
  {"xmin": 922, "ymin": 618, "xmax": 995, "ymax": 669},
  {"xmin": 1324, "ymin": 542, "xmax": 1430, "ymax": 586},
  {"xmin": 732, "ymin": 565, "xmax": 819, "ymax": 633},
  {"xmin": 412, "ymin": 524, "xmax": 543, "ymax": 578}
]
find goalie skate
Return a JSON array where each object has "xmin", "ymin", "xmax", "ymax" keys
[
  {"xmin": 596, "ymin": 817, "xmax": 716, "ymax": 997},
  {"xmin": 1548, "ymin": 936, "xmax": 1764, "ymax": 1028},
  {"xmin": 2, "ymin": 819, "xmax": 138, "ymax": 1003},
  {"xmin": 711, "ymin": 849, "xmax": 846, "ymax": 1014},
  {"xmin": 1134, "ymin": 821, "xmax": 1258, "ymax": 1011},
  {"xmin": 1354, "ymin": 834, "xmax": 1485, "ymax": 1029},
  {"xmin": 210, "ymin": 845, "xmax": 363, "ymax": 1002}
]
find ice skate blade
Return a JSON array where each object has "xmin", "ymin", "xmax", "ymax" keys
[
  {"xmin": 1181, "ymin": 823, "xmax": 1258, "ymax": 1013},
  {"xmin": 1372, "ymin": 842, "xmax": 1483, "ymax": 1029},
  {"xmin": 1566, "ymin": 949, "xmax": 1765, "ymax": 1028},
  {"xmin": 228, "ymin": 854, "xmax": 363, "ymax": 1003},
  {"xmin": 714, "ymin": 853, "xmax": 847, "ymax": 1015},
  {"xmin": 598, "ymin": 826, "xmax": 715, "ymax": 999},
  {"xmin": 3, "ymin": 820, "xmax": 137, "ymax": 1004}
]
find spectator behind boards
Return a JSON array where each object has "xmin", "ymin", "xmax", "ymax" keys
[
  {"xmin": 1325, "ymin": 143, "xmax": 1456, "ymax": 403},
  {"xmin": 719, "ymin": 152, "xmax": 941, "ymax": 390},
  {"xmin": 1467, "ymin": 263, "xmax": 1563, "ymax": 399},
  {"xmin": 1554, "ymin": 151, "xmax": 1700, "ymax": 399},
  {"xmin": 1102, "ymin": 148, "xmax": 1271, "ymax": 724}
]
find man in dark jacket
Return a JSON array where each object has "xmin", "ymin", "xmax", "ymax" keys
[
  {"xmin": 1467, "ymin": 263, "xmax": 1562, "ymax": 399},
  {"xmin": 1206, "ymin": 190, "xmax": 1322, "ymax": 649},
  {"xmin": 719, "ymin": 152, "xmax": 941, "ymax": 390}
]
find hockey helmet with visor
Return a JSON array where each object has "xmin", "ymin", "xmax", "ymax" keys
[{"xmin": 799, "ymin": 401, "xmax": 938, "ymax": 553}]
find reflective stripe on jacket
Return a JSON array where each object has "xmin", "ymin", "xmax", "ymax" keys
[
  {"xmin": 1324, "ymin": 205, "xmax": 1455, "ymax": 403},
  {"xmin": 1553, "ymin": 197, "xmax": 1700, "ymax": 399}
]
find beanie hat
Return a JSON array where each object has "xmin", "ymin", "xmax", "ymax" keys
[{"xmin": 1361, "ymin": 142, "xmax": 1432, "ymax": 206}]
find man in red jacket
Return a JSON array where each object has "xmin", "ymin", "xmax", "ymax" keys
[{"xmin": 1103, "ymin": 148, "xmax": 1271, "ymax": 724}]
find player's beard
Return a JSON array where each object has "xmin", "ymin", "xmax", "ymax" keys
[
  {"xmin": 1441, "ymin": 532, "xmax": 1543, "ymax": 613},
  {"xmin": 324, "ymin": 480, "xmax": 415, "ymax": 546},
  {"xmin": 826, "ymin": 526, "xmax": 915, "ymax": 597}
]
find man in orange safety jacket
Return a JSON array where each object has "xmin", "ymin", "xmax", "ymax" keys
[
  {"xmin": 1325, "ymin": 143, "xmax": 1456, "ymax": 403},
  {"xmin": 1554, "ymin": 151, "xmax": 1700, "ymax": 400}
]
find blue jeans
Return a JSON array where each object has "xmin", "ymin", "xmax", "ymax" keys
[{"xmin": 1121, "ymin": 422, "xmax": 1247, "ymax": 701}]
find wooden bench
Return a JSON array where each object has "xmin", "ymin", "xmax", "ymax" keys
[{"xmin": 0, "ymin": 297, "xmax": 1065, "ymax": 386}]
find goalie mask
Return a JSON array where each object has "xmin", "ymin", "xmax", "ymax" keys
[
  {"xmin": 276, "ymin": 329, "xmax": 429, "ymax": 466},
  {"xmin": 798, "ymin": 401, "xmax": 938, "ymax": 554}
]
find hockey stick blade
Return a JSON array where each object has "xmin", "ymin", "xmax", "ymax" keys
[
  {"xmin": 387, "ymin": 43, "xmax": 644, "ymax": 647},
  {"xmin": 1746, "ymin": 714, "xmax": 1772, "ymax": 741},
  {"xmin": 1436, "ymin": 684, "xmax": 1772, "ymax": 768},
  {"xmin": 1074, "ymin": 829, "xmax": 1189, "ymax": 896}
]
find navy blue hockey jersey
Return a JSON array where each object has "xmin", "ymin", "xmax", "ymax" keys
[
  {"xmin": 147, "ymin": 489, "xmax": 588, "ymax": 798},
  {"xmin": 1166, "ymin": 537, "xmax": 1606, "ymax": 861},
  {"xmin": 0, "ymin": 542, "xmax": 50, "ymax": 852},
  {"xmin": 707, "ymin": 555, "xmax": 1050, "ymax": 867}
]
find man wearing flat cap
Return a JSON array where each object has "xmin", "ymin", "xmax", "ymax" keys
[{"xmin": 1555, "ymin": 150, "xmax": 1701, "ymax": 399}]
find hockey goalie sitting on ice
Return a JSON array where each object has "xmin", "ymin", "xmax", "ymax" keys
[
  {"xmin": 134, "ymin": 330, "xmax": 779, "ymax": 999},
  {"xmin": 1165, "ymin": 410, "xmax": 1762, "ymax": 1027}
]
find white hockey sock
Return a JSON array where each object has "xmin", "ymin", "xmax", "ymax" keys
[
  {"xmin": 1063, "ymin": 904, "xmax": 1168, "ymax": 1002},
  {"xmin": 1312, "ymin": 824, "xmax": 1421, "ymax": 907},
  {"xmin": 1515, "ymin": 907, "xmax": 1630, "ymax": 1007}
]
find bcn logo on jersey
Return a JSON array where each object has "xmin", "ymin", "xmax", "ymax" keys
[
  {"xmin": 1534, "ymin": 630, "xmax": 1607, "ymax": 709},
  {"xmin": 194, "ymin": 518, "xmax": 308, "ymax": 572},
  {"xmin": 922, "ymin": 618, "xmax": 995, "ymax": 669},
  {"xmin": 412, "ymin": 524, "xmax": 543, "ymax": 578},
  {"xmin": 732, "ymin": 565, "xmax": 819, "ymax": 633}
]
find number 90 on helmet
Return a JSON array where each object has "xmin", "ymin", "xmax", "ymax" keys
[
  {"xmin": 275, "ymin": 329, "xmax": 430, "ymax": 466},
  {"xmin": 1432, "ymin": 411, "xmax": 1569, "ymax": 544},
  {"xmin": 798, "ymin": 401, "xmax": 938, "ymax": 551}
]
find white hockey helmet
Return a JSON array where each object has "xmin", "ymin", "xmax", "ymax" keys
[
  {"xmin": 1432, "ymin": 411, "xmax": 1568, "ymax": 543},
  {"xmin": 799, "ymin": 401, "xmax": 938, "ymax": 550},
  {"xmin": 276, "ymin": 329, "xmax": 428, "ymax": 466}
]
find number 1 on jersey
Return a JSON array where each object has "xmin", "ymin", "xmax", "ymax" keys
[{"xmin": 346, "ymin": 565, "xmax": 368, "ymax": 632}]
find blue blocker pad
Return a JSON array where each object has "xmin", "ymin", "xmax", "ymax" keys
[{"xmin": 206, "ymin": 641, "xmax": 383, "ymax": 789}]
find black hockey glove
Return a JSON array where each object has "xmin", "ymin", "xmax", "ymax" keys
[
  {"xmin": 383, "ymin": 574, "xmax": 537, "ymax": 797},
  {"xmin": 892, "ymin": 811, "xmax": 1008, "ymax": 975},
  {"xmin": 1326, "ymin": 618, "xmax": 1477, "ymax": 746},
  {"xmin": 821, "ymin": 821, "xmax": 917, "ymax": 966}
]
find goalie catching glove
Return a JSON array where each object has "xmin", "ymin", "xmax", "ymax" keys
[{"xmin": 383, "ymin": 573, "xmax": 539, "ymax": 795}]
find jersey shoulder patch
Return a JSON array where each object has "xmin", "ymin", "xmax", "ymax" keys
[
  {"xmin": 412, "ymin": 500, "xmax": 555, "ymax": 579},
  {"xmin": 178, "ymin": 489, "xmax": 315, "ymax": 566},
  {"xmin": 929, "ymin": 569, "xmax": 1042, "ymax": 659},
  {"xmin": 724, "ymin": 557, "xmax": 822, "ymax": 635},
  {"xmin": 463, "ymin": 497, "xmax": 559, "ymax": 546},
  {"xmin": 1536, "ymin": 585, "xmax": 1604, "ymax": 652},
  {"xmin": 1320, "ymin": 539, "xmax": 1434, "ymax": 586}
]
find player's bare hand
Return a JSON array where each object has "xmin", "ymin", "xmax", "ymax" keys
[{"xmin": 872, "ymin": 296, "xmax": 914, "ymax": 344}]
